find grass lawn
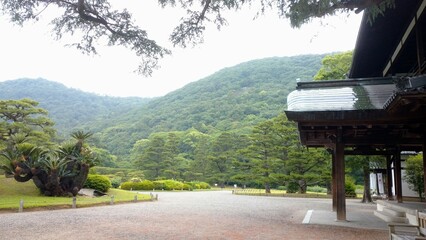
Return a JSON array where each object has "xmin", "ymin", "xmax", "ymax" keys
[{"xmin": 0, "ymin": 175, "xmax": 152, "ymax": 212}]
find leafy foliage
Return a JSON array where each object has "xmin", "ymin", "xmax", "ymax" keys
[
  {"xmin": 0, "ymin": 0, "xmax": 393, "ymax": 74},
  {"xmin": 84, "ymin": 174, "xmax": 112, "ymax": 192},
  {"xmin": 314, "ymin": 51, "xmax": 353, "ymax": 80},
  {"xmin": 404, "ymin": 154, "xmax": 424, "ymax": 201},
  {"xmin": 0, "ymin": 99, "xmax": 55, "ymax": 147},
  {"xmin": 0, "ymin": 100, "xmax": 97, "ymax": 197}
]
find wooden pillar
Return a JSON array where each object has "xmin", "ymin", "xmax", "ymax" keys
[
  {"xmin": 386, "ymin": 155, "xmax": 393, "ymax": 200},
  {"xmin": 394, "ymin": 150, "xmax": 403, "ymax": 203},
  {"xmin": 335, "ymin": 129, "xmax": 346, "ymax": 221},
  {"xmin": 331, "ymin": 152, "xmax": 337, "ymax": 212},
  {"xmin": 423, "ymin": 136, "xmax": 426, "ymax": 198}
]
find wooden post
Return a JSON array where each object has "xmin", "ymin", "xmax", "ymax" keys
[
  {"xmin": 394, "ymin": 150, "xmax": 403, "ymax": 203},
  {"xmin": 423, "ymin": 136, "xmax": 426, "ymax": 199},
  {"xmin": 335, "ymin": 129, "xmax": 346, "ymax": 221},
  {"xmin": 110, "ymin": 195, "xmax": 114, "ymax": 205},
  {"xmin": 386, "ymin": 155, "xmax": 393, "ymax": 200},
  {"xmin": 134, "ymin": 195, "xmax": 138, "ymax": 202},
  {"xmin": 19, "ymin": 199, "xmax": 24, "ymax": 213},
  {"xmin": 331, "ymin": 152, "xmax": 337, "ymax": 212},
  {"xmin": 72, "ymin": 197, "xmax": 77, "ymax": 209}
]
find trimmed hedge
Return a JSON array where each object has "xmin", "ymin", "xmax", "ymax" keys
[
  {"xmin": 121, "ymin": 180, "xmax": 155, "ymax": 191},
  {"xmin": 84, "ymin": 174, "xmax": 112, "ymax": 192},
  {"xmin": 188, "ymin": 181, "xmax": 211, "ymax": 190},
  {"xmin": 154, "ymin": 180, "xmax": 183, "ymax": 190},
  {"xmin": 120, "ymin": 179, "xmax": 211, "ymax": 191}
]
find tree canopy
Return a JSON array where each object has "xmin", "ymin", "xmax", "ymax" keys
[
  {"xmin": 313, "ymin": 51, "xmax": 353, "ymax": 80},
  {"xmin": 1, "ymin": 0, "xmax": 394, "ymax": 75}
]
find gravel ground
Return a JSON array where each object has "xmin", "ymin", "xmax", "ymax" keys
[{"xmin": 0, "ymin": 191, "xmax": 387, "ymax": 240}]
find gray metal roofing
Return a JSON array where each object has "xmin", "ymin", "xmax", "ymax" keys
[{"xmin": 287, "ymin": 80, "xmax": 397, "ymax": 111}]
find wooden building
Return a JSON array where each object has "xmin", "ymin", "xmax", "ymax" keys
[{"xmin": 285, "ymin": 0, "xmax": 426, "ymax": 221}]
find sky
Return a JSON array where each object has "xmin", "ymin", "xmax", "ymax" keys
[{"xmin": 0, "ymin": 2, "xmax": 363, "ymax": 98}]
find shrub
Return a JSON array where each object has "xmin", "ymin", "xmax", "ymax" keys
[
  {"xmin": 84, "ymin": 174, "xmax": 112, "ymax": 192},
  {"xmin": 182, "ymin": 183, "xmax": 193, "ymax": 191},
  {"xmin": 198, "ymin": 182, "xmax": 211, "ymax": 189},
  {"xmin": 307, "ymin": 185, "xmax": 327, "ymax": 193},
  {"xmin": 120, "ymin": 182, "xmax": 133, "ymax": 190},
  {"xmin": 139, "ymin": 180, "xmax": 154, "ymax": 190},
  {"xmin": 277, "ymin": 186, "xmax": 287, "ymax": 191},
  {"xmin": 153, "ymin": 181, "xmax": 164, "ymax": 190},
  {"xmin": 286, "ymin": 182, "xmax": 299, "ymax": 193},
  {"xmin": 154, "ymin": 180, "xmax": 184, "ymax": 190},
  {"xmin": 110, "ymin": 177, "xmax": 122, "ymax": 188},
  {"xmin": 188, "ymin": 181, "xmax": 211, "ymax": 189},
  {"xmin": 120, "ymin": 180, "xmax": 154, "ymax": 190},
  {"xmin": 345, "ymin": 176, "xmax": 357, "ymax": 198}
]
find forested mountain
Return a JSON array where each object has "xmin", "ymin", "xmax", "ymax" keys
[
  {"xmin": 0, "ymin": 54, "xmax": 324, "ymax": 157},
  {"xmin": 0, "ymin": 78, "xmax": 150, "ymax": 139},
  {"xmin": 88, "ymin": 54, "xmax": 324, "ymax": 156}
]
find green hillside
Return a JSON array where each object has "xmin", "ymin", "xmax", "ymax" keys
[
  {"xmin": 0, "ymin": 54, "xmax": 323, "ymax": 158},
  {"xmin": 92, "ymin": 55, "xmax": 324, "ymax": 156},
  {"xmin": 0, "ymin": 79, "xmax": 150, "ymax": 139}
]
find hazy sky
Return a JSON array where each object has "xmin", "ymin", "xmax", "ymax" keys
[{"xmin": 0, "ymin": 2, "xmax": 363, "ymax": 98}]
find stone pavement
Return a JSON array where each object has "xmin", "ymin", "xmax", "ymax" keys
[
  {"xmin": 304, "ymin": 198, "xmax": 389, "ymax": 230},
  {"xmin": 0, "ymin": 191, "xmax": 388, "ymax": 240}
]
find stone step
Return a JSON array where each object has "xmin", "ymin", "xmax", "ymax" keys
[
  {"xmin": 383, "ymin": 207, "xmax": 406, "ymax": 217},
  {"xmin": 374, "ymin": 210, "xmax": 408, "ymax": 223}
]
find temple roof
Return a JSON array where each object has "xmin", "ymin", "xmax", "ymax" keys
[{"xmin": 287, "ymin": 78, "xmax": 396, "ymax": 112}]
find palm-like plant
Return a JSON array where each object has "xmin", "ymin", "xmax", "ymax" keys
[
  {"xmin": 0, "ymin": 150, "xmax": 19, "ymax": 174},
  {"xmin": 71, "ymin": 131, "xmax": 93, "ymax": 152},
  {"xmin": 39, "ymin": 153, "xmax": 73, "ymax": 177}
]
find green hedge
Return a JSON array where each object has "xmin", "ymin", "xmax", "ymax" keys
[
  {"xmin": 120, "ymin": 179, "xmax": 211, "ymax": 191},
  {"xmin": 84, "ymin": 174, "xmax": 112, "ymax": 192},
  {"xmin": 188, "ymin": 181, "xmax": 211, "ymax": 190},
  {"xmin": 121, "ymin": 180, "xmax": 155, "ymax": 190}
]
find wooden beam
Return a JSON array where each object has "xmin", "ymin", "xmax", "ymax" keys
[
  {"xmin": 344, "ymin": 149, "xmax": 394, "ymax": 156},
  {"xmin": 335, "ymin": 129, "xmax": 346, "ymax": 221}
]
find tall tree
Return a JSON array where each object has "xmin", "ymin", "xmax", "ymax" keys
[
  {"xmin": 189, "ymin": 132, "xmax": 212, "ymax": 181},
  {"xmin": 0, "ymin": 99, "xmax": 55, "ymax": 148},
  {"xmin": 314, "ymin": 51, "xmax": 353, "ymax": 80},
  {"xmin": 135, "ymin": 134, "xmax": 167, "ymax": 179},
  {"xmin": 163, "ymin": 132, "xmax": 186, "ymax": 179},
  {"xmin": 286, "ymin": 144, "xmax": 329, "ymax": 194},
  {"xmin": 243, "ymin": 120, "xmax": 281, "ymax": 193},
  {"xmin": 208, "ymin": 132, "xmax": 239, "ymax": 187},
  {"xmin": 1, "ymin": 0, "xmax": 394, "ymax": 75},
  {"xmin": 404, "ymin": 154, "xmax": 424, "ymax": 202}
]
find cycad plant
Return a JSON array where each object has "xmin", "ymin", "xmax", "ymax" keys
[{"xmin": 0, "ymin": 131, "xmax": 97, "ymax": 196}]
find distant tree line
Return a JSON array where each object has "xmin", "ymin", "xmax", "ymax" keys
[{"xmin": 130, "ymin": 114, "xmax": 330, "ymax": 193}]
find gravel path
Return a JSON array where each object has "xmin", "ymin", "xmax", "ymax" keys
[{"xmin": 0, "ymin": 191, "xmax": 387, "ymax": 240}]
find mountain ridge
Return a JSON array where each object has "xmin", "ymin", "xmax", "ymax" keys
[{"xmin": 0, "ymin": 54, "xmax": 325, "ymax": 157}]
